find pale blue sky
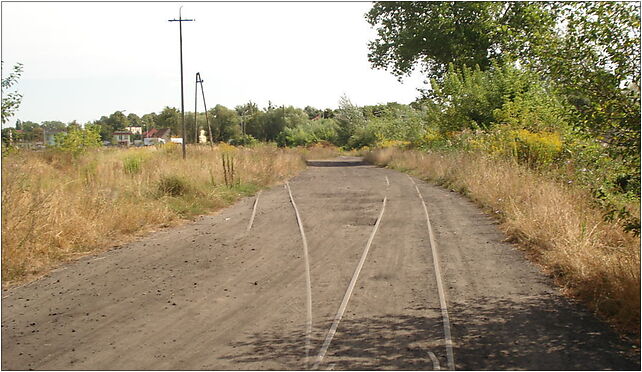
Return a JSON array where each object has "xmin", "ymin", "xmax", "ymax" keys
[{"xmin": 1, "ymin": 1, "xmax": 426, "ymax": 126}]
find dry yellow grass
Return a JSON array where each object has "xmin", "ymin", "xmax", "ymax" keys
[
  {"xmin": 365, "ymin": 148, "xmax": 640, "ymax": 336},
  {"xmin": 2, "ymin": 144, "xmax": 339, "ymax": 286}
]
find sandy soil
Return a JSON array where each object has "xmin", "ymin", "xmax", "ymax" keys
[{"xmin": 2, "ymin": 156, "xmax": 638, "ymax": 370}]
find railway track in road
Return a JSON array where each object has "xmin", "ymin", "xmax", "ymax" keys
[
  {"xmin": 2, "ymin": 157, "xmax": 637, "ymax": 370},
  {"xmin": 286, "ymin": 168, "xmax": 455, "ymax": 370}
]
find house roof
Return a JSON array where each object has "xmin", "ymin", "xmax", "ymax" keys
[{"xmin": 143, "ymin": 128, "xmax": 171, "ymax": 138}]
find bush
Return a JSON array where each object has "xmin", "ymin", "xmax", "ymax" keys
[
  {"xmin": 467, "ymin": 127, "xmax": 562, "ymax": 167},
  {"xmin": 425, "ymin": 63, "xmax": 569, "ymax": 134},
  {"xmin": 347, "ymin": 125, "xmax": 377, "ymax": 149},
  {"xmin": 493, "ymin": 88, "xmax": 570, "ymax": 133},
  {"xmin": 511, "ymin": 129, "xmax": 563, "ymax": 166},
  {"xmin": 157, "ymin": 175, "xmax": 189, "ymax": 196},
  {"xmin": 277, "ymin": 119, "xmax": 339, "ymax": 147},
  {"xmin": 54, "ymin": 125, "xmax": 102, "ymax": 156},
  {"xmin": 229, "ymin": 134, "xmax": 258, "ymax": 147}
]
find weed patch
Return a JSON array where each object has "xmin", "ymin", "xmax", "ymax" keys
[{"xmin": 1, "ymin": 144, "xmax": 315, "ymax": 285}]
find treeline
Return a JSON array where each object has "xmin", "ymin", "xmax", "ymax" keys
[{"xmin": 2, "ymin": 102, "xmax": 338, "ymax": 146}]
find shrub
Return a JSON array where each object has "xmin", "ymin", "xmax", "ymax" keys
[
  {"xmin": 347, "ymin": 125, "xmax": 377, "ymax": 149},
  {"xmin": 54, "ymin": 125, "xmax": 101, "ymax": 156},
  {"xmin": 493, "ymin": 88, "xmax": 570, "ymax": 133},
  {"xmin": 335, "ymin": 95, "xmax": 367, "ymax": 146},
  {"xmin": 157, "ymin": 175, "xmax": 189, "ymax": 196},
  {"xmin": 511, "ymin": 129, "xmax": 563, "ymax": 166},
  {"xmin": 277, "ymin": 119, "xmax": 339, "ymax": 147},
  {"xmin": 467, "ymin": 127, "xmax": 562, "ymax": 167},
  {"xmin": 425, "ymin": 63, "xmax": 569, "ymax": 134},
  {"xmin": 229, "ymin": 134, "xmax": 258, "ymax": 147}
]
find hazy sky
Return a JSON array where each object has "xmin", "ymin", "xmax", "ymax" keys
[{"xmin": 1, "ymin": 2, "xmax": 426, "ymax": 125}]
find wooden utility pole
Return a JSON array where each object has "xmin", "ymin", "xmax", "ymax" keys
[
  {"xmin": 168, "ymin": 6, "xmax": 194, "ymax": 159},
  {"xmin": 194, "ymin": 72, "xmax": 214, "ymax": 147}
]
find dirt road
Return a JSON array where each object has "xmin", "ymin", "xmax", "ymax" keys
[{"xmin": 2, "ymin": 157, "xmax": 638, "ymax": 370}]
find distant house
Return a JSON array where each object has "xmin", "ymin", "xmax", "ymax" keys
[
  {"xmin": 125, "ymin": 126, "xmax": 143, "ymax": 135},
  {"xmin": 143, "ymin": 128, "xmax": 171, "ymax": 145},
  {"xmin": 113, "ymin": 131, "xmax": 133, "ymax": 146},
  {"xmin": 43, "ymin": 128, "xmax": 67, "ymax": 146}
]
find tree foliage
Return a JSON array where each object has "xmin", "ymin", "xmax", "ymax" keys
[
  {"xmin": 335, "ymin": 95, "xmax": 366, "ymax": 145},
  {"xmin": 1, "ymin": 62, "xmax": 24, "ymax": 125},
  {"xmin": 366, "ymin": 1, "xmax": 640, "ymax": 160},
  {"xmin": 366, "ymin": 2, "xmax": 557, "ymax": 81},
  {"xmin": 425, "ymin": 63, "xmax": 568, "ymax": 134},
  {"xmin": 532, "ymin": 2, "xmax": 641, "ymax": 160},
  {"xmin": 54, "ymin": 125, "xmax": 102, "ymax": 156},
  {"xmin": 209, "ymin": 105, "xmax": 241, "ymax": 142}
]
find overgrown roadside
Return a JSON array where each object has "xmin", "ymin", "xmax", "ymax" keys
[
  {"xmin": 1, "ymin": 143, "xmax": 339, "ymax": 287},
  {"xmin": 364, "ymin": 147, "xmax": 640, "ymax": 340}
]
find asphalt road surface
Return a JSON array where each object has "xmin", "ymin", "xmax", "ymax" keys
[{"xmin": 2, "ymin": 157, "xmax": 639, "ymax": 370}]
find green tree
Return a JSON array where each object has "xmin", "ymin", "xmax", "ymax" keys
[
  {"xmin": 366, "ymin": 2, "xmax": 557, "ymax": 81},
  {"xmin": 304, "ymin": 105, "xmax": 322, "ymax": 119},
  {"xmin": 41, "ymin": 121, "xmax": 66, "ymax": 130},
  {"xmin": 367, "ymin": 2, "xmax": 640, "ymax": 152},
  {"xmin": 335, "ymin": 95, "xmax": 366, "ymax": 146},
  {"xmin": 365, "ymin": 102, "xmax": 429, "ymax": 143},
  {"xmin": 209, "ymin": 105, "xmax": 240, "ymax": 142},
  {"xmin": 54, "ymin": 124, "xmax": 102, "ymax": 156},
  {"xmin": 245, "ymin": 110, "xmax": 267, "ymax": 140},
  {"xmin": 530, "ymin": 2, "xmax": 641, "ymax": 160},
  {"xmin": 235, "ymin": 101, "xmax": 260, "ymax": 136},
  {"xmin": 67, "ymin": 120, "xmax": 82, "ymax": 131},
  {"xmin": 107, "ymin": 111, "xmax": 129, "ymax": 130},
  {"xmin": 1, "ymin": 62, "xmax": 24, "ymax": 125},
  {"xmin": 277, "ymin": 118, "xmax": 339, "ymax": 147},
  {"xmin": 18, "ymin": 121, "xmax": 42, "ymax": 142},
  {"xmin": 92, "ymin": 116, "xmax": 113, "ymax": 142},
  {"xmin": 424, "ymin": 63, "xmax": 569, "ymax": 134},
  {"xmin": 156, "ymin": 107, "xmax": 180, "ymax": 134},
  {"xmin": 126, "ymin": 113, "xmax": 141, "ymax": 127},
  {"xmin": 235, "ymin": 101, "xmax": 259, "ymax": 117},
  {"xmin": 261, "ymin": 106, "xmax": 308, "ymax": 141},
  {"xmin": 141, "ymin": 113, "xmax": 157, "ymax": 128}
]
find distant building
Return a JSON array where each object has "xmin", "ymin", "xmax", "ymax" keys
[
  {"xmin": 143, "ymin": 128, "xmax": 171, "ymax": 145},
  {"xmin": 43, "ymin": 128, "xmax": 67, "ymax": 146},
  {"xmin": 113, "ymin": 131, "xmax": 133, "ymax": 146},
  {"xmin": 125, "ymin": 126, "xmax": 143, "ymax": 135}
]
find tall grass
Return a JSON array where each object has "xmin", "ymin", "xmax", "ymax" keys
[
  {"xmin": 365, "ymin": 148, "xmax": 640, "ymax": 336},
  {"xmin": 2, "ymin": 144, "xmax": 338, "ymax": 285}
]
